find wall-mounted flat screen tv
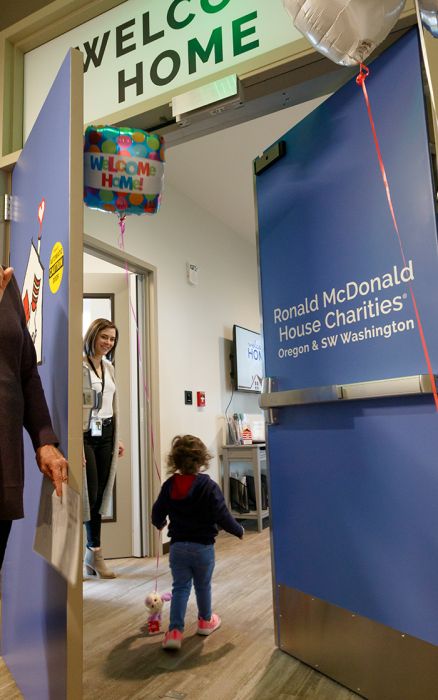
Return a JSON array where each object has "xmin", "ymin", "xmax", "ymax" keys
[{"xmin": 232, "ymin": 325, "xmax": 264, "ymax": 393}]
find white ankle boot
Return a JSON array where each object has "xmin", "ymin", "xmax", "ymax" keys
[{"xmin": 84, "ymin": 547, "xmax": 116, "ymax": 579}]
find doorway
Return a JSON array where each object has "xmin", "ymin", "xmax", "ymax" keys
[{"xmin": 83, "ymin": 241, "xmax": 159, "ymax": 559}]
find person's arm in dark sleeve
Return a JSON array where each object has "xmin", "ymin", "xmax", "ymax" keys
[
  {"xmin": 12, "ymin": 276, "xmax": 67, "ymax": 496},
  {"xmin": 151, "ymin": 483, "xmax": 169, "ymax": 530},
  {"xmin": 14, "ymin": 276, "xmax": 58, "ymax": 450},
  {"xmin": 21, "ymin": 326, "xmax": 59, "ymax": 449},
  {"xmin": 210, "ymin": 482, "xmax": 244, "ymax": 538}
]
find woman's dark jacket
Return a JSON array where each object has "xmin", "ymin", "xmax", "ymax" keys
[{"xmin": 0, "ymin": 276, "xmax": 57, "ymax": 519}]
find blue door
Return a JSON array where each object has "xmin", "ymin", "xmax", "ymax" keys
[
  {"xmin": 256, "ymin": 30, "xmax": 438, "ymax": 699},
  {"xmin": 4, "ymin": 49, "xmax": 83, "ymax": 699}
]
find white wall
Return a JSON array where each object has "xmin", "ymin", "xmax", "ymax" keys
[{"xmin": 85, "ymin": 181, "xmax": 261, "ymax": 487}]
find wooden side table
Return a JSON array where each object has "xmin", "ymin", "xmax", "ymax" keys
[{"xmin": 221, "ymin": 444, "xmax": 269, "ymax": 532}]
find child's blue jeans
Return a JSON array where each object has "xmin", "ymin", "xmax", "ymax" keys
[{"xmin": 169, "ymin": 541, "xmax": 215, "ymax": 632}]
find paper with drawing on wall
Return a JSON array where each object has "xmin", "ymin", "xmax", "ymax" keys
[{"xmin": 33, "ymin": 477, "xmax": 81, "ymax": 585}]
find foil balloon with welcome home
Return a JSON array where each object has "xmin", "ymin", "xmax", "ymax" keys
[
  {"xmin": 282, "ymin": 0, "xmax": 406, "ymax": 66},
  {"xmin": 83, "ymin": 125, "xmax": 165, "ymax": 216}
]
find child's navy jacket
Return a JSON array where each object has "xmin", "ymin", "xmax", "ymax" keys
[{"xmin": 151, "ymin": 473, "xmax": 244, "ymax": 544}]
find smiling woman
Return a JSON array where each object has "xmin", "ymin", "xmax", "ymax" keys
[{"xmin": 82, "ymin": 317, "xmax": 125, "ymax": 578}]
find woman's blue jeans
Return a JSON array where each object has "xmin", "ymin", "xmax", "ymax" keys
[{"xmin": 169, "ymin": 541, "xmax": 215, "ymax": 632}]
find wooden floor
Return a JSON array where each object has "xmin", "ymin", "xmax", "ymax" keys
[
  {"xmin": 0, "ymin": 581, "xmax": 23, "ymax": 699},
  {"xmin": 0, "ymin": 657, "xmax": 22, "ymax": 699},
  {"xmin": 84, "ymin": 525, "xmax": 360, "ymax": 700}
]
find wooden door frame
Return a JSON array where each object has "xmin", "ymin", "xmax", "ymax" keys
[{"xmin": 83, "ymin": 234, "xmax": 161, "ymax": 559}]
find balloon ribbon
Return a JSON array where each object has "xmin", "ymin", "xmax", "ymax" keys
[
  {"xmin": 356, "ymin": 64, "xmax": 438, "ymax": 411},
  {"xmin": 117, "ymin": 213, "xmax": 162, "ymax": 587}
]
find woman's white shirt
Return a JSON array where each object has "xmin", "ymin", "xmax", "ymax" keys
[{"xmin": 90, "ymin": 362, "xmax": 115, "ymax": 420}]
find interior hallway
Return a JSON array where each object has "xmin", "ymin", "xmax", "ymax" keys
[{"xmin": 84, "ymin": 526, "xmax": 361, "ymax": 700}]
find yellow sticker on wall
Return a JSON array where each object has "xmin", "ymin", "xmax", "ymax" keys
[{"xmin": 49, "ymin": 242, "xmax": 64, "ymax": 294}]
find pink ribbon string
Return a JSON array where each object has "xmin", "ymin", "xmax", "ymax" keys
[
  {"xmin": 356, "ymin": 65, "xmax": 438, "ymax": 411},
  {"xmin": 117, "ymin": 215, "xmax": 163, "ymax": 582}
]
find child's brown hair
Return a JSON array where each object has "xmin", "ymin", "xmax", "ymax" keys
[{"xmin": 167, "ymin": 435, "xmax": 212, "ymax": 475}]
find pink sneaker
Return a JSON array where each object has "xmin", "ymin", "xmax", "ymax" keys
[
  {"xmin": 162, "ymin": 629, "xmax": 183, "ymax": 650},
  {"xmin": 197, "ymin": 613, "xmax": 221, "ymax": 636}
]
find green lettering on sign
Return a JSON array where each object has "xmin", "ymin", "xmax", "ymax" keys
[
  {"xmin": 118, "ymin": 62, "xmax": 143, "ymax": 103},
  {"xmin": 188, "ymin": 27, "xmax": 224, "ymax": 75},
  {"xmin": 167, "ymin": 0, "xmax": 195, "ymax": 29},
  {"xmin": 150, "ymin": 50, "xmax": 181, "ymax": 86},
  {"xmin": 233, "ymin": 11, "xmax": 259, "ymax": 56},
  {"xmin": 116, "ymin": 19, "xmax": 136, "ymax": 57},
  {"xmin": 82, "ymin": 32, "xmax": 110, "ymax": 73},
  {"xmin": 200, "ymin": 0, "xmax": 231, "ymax": 13},
  {"xmin": 142, "ymin": 12, "xmax": 165, "ymax": 46}
]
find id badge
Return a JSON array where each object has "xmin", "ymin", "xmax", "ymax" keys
[{"xmin": 91, "ymin": 417, "xmax": 102, "ymax": 437}]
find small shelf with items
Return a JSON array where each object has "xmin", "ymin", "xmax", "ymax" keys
[{"xmin": 221, "ymin": 444, "xmax": 269, "ymax": 532}]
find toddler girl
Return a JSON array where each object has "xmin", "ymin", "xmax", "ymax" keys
[{"xmin": 152, "ymin": 435, "xmax": 244, "ymax": 649}]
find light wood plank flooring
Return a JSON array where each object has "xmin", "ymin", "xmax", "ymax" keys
[
  {"xmin": 84, "ymin": 526, "xmax": 361, "ymax": 700},
  {"xmin": 0, "ymin": 584, "xmax": 23, "ymax": 699},
  {"xmin": 0, "ymin": 657, "xmax": 23, "ymax": 699}
]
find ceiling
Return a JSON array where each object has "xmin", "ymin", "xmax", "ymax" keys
[
  {"xmin": 165, "ymin": 95, "xmax": 328, "ymax": 244},
  {"xmin": 83, "ymin": 96, "xmax": 328, "ymax": 258},
  {"xmin": 0, "ymin": 0, "xmax": 53, "ymax": 31}
]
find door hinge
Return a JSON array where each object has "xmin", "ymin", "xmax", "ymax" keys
[{"xmin": 3, "ymin": 194, "xmax": 11, "ymax": 221}]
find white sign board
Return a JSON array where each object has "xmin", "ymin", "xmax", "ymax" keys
[
  {"xmin": 34, "ymin": 478, "xmax": 81, "ymax": 586},
  {"xmin": 23, "ymin": 0, "xmax": 301, "ymax": 138}
]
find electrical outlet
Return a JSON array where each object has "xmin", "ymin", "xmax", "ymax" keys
[{"xmin": 184, "ymin": 390, "xmax": 193, "ymax": 405}]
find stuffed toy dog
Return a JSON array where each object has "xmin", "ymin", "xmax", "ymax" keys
[{"xmin": 143, "ymin": 591, "xmax": 172, "ymax": 634}]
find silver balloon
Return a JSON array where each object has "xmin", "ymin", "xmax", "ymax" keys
[
  {"xmin": 419, "ymin": 0, "xmax": 438, "ymax": 37},
  {"xmin": 283, "ymin": 0, "xmax": 407, "ymax": 66}
]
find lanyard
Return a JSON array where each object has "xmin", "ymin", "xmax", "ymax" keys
[{"xmin": 87, "ymin": 356, "xmax": 105, "ymax": 395}]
